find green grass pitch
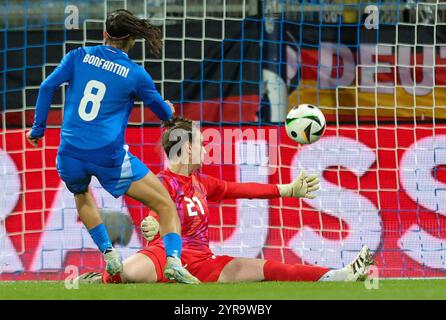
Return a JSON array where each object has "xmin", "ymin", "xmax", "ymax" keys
[{"xmin": 1, "ymin": 280, "xmax": 446, "ymax": 300}]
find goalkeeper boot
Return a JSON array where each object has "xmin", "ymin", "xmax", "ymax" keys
[
  {"xmin": 75, "ymin": 272, "xmax": 103, "ymax": 284},
  {"xmin": 164, "ymin": 256, "xmax": 200, "ymax": 284},
  {"xmin": 104, "ymin": 248, "xmax": 123, "ymax": 275},
  {"xmin": 343, "ymin": 245, "xmax": 374, "ymax": 282}
]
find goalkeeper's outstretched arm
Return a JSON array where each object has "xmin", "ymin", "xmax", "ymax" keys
[{"xmin": 200, "ymin": 171, "xmax": 320, "ymax": 202}]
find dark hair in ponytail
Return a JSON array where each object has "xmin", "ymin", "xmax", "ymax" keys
[{"xmin": 105, "ymin": 9, "xmax": 162, "ymax": 55}]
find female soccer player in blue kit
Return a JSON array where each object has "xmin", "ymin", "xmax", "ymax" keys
[{"xmin": 26, "ymin": 9, "xmax": 199, "ymax": 284}]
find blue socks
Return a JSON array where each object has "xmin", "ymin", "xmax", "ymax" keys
[
  {"xmin": 89, "ymin": 224, "xmax": 181, "ymax": 258},
  {"xmin": 163, "ymin": 233, "xmax": 182, "ymax": 258},
  {"xmin": 89, "ymin": 223, "xmax": 113, "ymax": 253}
]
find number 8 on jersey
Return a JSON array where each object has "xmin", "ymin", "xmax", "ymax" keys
[{"xmin": 78, "ymin": 80, "xmax": 106, "ymax": 121}]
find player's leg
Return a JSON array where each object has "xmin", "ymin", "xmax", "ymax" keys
[
  {"xmin": 217, "ymin": 258, "xmax": 266, "ymax": 282},
  {"xmin": 217, "ymin": 258, "xmax": 329, "ymax": 282},
  {"xmin": 179, "ymin": 254, "xmax": 325, "ymax": 283},
  {"xmin": 74, "ymin": 191, "xmax": 101, "ymax": 229},
  {"xmin": 77, "ymin": 252, "xmax": 159, "ymax": 284},
  {"xmin": 56, "ymin": 154, "xmax": 121, "ymax": 275},
  {"xmin": 101, "ymin": 253, "xmax": 158, "ymax": 283},
  {"xmin": 125, "ymin": 171, "xmax": 180, "ymax": 237},
  {"xmin": 56, "ymin": 155, "xmax": 97, "ymax": 225},
  {"xmin": 120, "ymin": 253, "xmax": 158, "ymax": 283},
  {"xmin": 218, "ymin": 246, "xmax": 373, "ymax": 282},
  {"xmin": 74, "ymin": 190, "xmax": 123, "ymax": 275},
  {"xmin": 96, "ymin": 151, "xmax": 181, "ymax": 241},
  {"xmin": 96, "ymin": 151, "xmax": 198, "ymax": 284},
  {"xmin": 101, "ymin": 246, "xmax": 167, "ymax": 284},
  {"xmin": 125, "ymin": 172, "xmax": 199, "ymax": 284}
]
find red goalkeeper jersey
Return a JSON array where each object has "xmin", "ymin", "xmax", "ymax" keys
[{"xmin": 147, "ymin": 168, "xmax": 280, "ymax": 251}]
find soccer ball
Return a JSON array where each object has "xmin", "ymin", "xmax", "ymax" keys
[{"xmin": 285, "ymin": 104, "xmax": 326, "ymax": 144}]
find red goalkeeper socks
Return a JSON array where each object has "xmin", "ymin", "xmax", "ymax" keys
[
  {"xmin": 102, "ymin": 271, "xmax": 122, "ymax": 284},
  {"xmin": 263, "ymin": 260, "xmax": 330, "ymax": 282}
]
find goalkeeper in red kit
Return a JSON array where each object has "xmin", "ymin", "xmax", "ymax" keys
[{"xmin": 77, "ymin": 117, "xmax": 374, "ymax": 284}]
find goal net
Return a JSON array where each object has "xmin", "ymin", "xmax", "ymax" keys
[{"xmin": 1, "ymin": 0, "xmax": 446, "ymax": 280}]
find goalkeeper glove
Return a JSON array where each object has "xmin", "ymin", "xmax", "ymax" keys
[
  {"xmin": 277, "ymin": 171, "xmax": 320, "ymax": 199},
  {"xmin": 141, "ymin": 215, "xmax": 160, "ymax": 242}
]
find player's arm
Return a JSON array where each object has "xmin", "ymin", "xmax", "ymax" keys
[
  {"xmin": 26, "ymin": 50, "xmax": 76, "ymax": 146},
  {"xmin": 136, "ymin": 69, "xmax": 174, "ymax": 121},
  {"xmin": 200, "ymin": 171, "xmax": 320, "ymax": 201}
]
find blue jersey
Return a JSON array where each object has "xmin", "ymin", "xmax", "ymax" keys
[{"xmin": 31, "ymin": 45, "xmax": 172, "ymax": 166}]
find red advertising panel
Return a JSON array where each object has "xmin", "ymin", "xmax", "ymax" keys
[{"xmin": 1, "ymin": 125, "xmax": 446, "ymax": 279}]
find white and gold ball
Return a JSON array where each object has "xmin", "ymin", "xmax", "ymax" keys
[{"xmin": 285, "ymin": 104, "xmax": 326, "ymax": 144}]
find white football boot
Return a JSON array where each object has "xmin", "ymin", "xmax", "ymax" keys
[
  {"xmin": 164, "ymin": 256, "xmax": 200, "ymax": 284},
  {"xmin": 319, "ymin": 245, "xmax": 374, "ymax": 282},
  {"xmin": 342, "ymin": 245, "xmax": 374, "ymax": 281},
  {"xmin": 74, "ymin": 272, "xmax": 103, "ymax": 284}
]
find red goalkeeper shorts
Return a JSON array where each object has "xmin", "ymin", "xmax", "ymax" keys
[{"xmin": 138, "ymin": 244, "xmax": 234, "ymax": 283}]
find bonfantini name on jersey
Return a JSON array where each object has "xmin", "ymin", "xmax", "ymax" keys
[{"xmin": 82, "ymin": 54, "xmax": 130, "ymax": 78}]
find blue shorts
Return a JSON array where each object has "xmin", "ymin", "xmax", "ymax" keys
[{"xmin": 56, "ymin": 149, "xmax": 149, "ymax": 198}]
